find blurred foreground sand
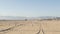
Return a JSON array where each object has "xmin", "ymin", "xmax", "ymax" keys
[{"xmin": 0, "ymin": 20, "xmax": 60, "ymax": 34}]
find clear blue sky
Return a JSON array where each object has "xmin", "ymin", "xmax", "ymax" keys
[{"xmin": 0, "ymin": 0, "xmax": 60, "ymax": 17}]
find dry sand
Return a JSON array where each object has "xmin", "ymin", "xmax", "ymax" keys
[{"xmin": 0, "ymin": 20, "xmax": 60, "ymax": 34}]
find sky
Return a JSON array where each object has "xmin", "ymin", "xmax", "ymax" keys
[{"xmin": 0, "ymin": 0, "xmax": 60, "ymax": 17}]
